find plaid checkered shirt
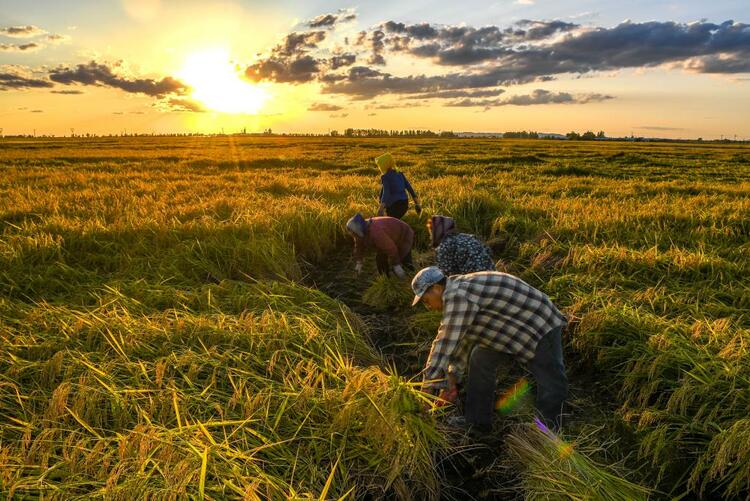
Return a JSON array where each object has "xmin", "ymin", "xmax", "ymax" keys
[{"xmin": 423, "ymin": 271, "xmax": 567, "ymax": 388}]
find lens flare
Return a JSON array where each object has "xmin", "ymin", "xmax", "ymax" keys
[
  {"xmin": 534, "ymin": 417, "xmax": 574, "ymax": 458},
  {"xmin": 495, "ymin": 377, "xmax": 530, "ymax": 414}
]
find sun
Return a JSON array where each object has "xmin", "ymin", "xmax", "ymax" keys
[{"xmin": 177, "ymin": 48, "xmax": 269, "ymax": 114}]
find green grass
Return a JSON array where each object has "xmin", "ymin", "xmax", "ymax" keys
[{"xmin": 2, "ymin": 135, "xmax": 749, "ymax": 498}]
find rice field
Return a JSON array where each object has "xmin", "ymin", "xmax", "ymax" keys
[{"xmin": 1, "ymin": 135, "xmax": 749, "ymax": 499}]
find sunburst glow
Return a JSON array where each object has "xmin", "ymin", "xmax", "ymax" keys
[{"xmin": 177, "ymin": 49, "xmax": 269, "ymax": 114}]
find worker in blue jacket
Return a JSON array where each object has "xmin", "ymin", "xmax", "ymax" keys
[{"xmin": 375, "ymin": 152, "xmax": 421, "ymax": 219}]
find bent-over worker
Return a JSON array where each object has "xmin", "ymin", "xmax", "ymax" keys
[
  {"xmin": 429, "ymin": 215, "xmax": 495, "ymax": 276},
  {"xmin": 346, "ymin": 213, "xmax": 414, "ymax": 278},
  {"xmin": 411, "ymin": 266, "xmax": 568, "ymax": 432}
]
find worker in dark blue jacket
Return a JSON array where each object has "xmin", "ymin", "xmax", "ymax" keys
[{"xmin": 375, "ymin": 152, "xmax": 421, "ymax": 219}]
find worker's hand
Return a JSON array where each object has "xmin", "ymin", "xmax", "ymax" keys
[
  {"xmin": 421, "ymin": 382, "xmax": 441, "ymax": 396},
  {"xmin": 446, "ymin": 372, "xmax": 458, "ymax": 393},
  {"xmin": 436, "ymin": 387, "xmax": 458, "ymax": 406},
  {"xmin": 414, "ymin": 203, "xmax": 422, "ymax": 215},
  {"xmin": 354, "ymin": 261, "xmax": 363, "ymax": 275},
  {"xmin": 392, "ymin": 264, "xmax": 406, "ymax": 279}
]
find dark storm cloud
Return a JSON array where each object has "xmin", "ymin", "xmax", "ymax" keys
[
  {"xmin": 0, "ymin": 69, "xmax": 53, "ymax": 90},
  {"xmin": 308, "ymin": 102, "xmax": 343, "ymax": 111},
  {"xmin": 48, "ymin": 61, "xmax": 188, "ymax": 96},
  {"xmin": 50, "ymin": 89, "xmax": 84, "ymax": 94},
  {"xmin": 0, "ymin": 25, "xmax": 46, "ymax": 38}
]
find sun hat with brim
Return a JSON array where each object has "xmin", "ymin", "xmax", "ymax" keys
[
  {"xmin": 411, "ymin": 266, "xmax": 446, "ymax": 306},
  {"xmin": 375, "ymin": 152, "xmax": 396, "ymax": 174},
  {"xmin": 346, "ymin": 213, "xmax": 368, "ymax": 238}
]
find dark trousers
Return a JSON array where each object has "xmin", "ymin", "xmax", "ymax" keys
[
  {"xmin": 464, "ymin": 326, "xmax": 568, "ymax": 431},
  {"xmin": 385, "ymin": 199, "xmax": 408, "ymax": 219},
  {"xmin": 375, "ymin": 250, "xmax": 413, "ymax": 275}
]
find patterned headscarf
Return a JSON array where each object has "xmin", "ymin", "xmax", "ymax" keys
[
  {"xmin": 346, "ymin": 213, "xmax": 368, "ymax": 238},
  {"xmin": 430, "ymin": 215, "xmax": 455, "ymax": 248}
]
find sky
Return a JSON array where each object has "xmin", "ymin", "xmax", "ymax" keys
[{"xmin": 1, "ymin": 0, "xmax": 749, "ymax": 138}]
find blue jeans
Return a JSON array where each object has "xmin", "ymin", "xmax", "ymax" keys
[{"xmin": 464, "ymin": 326, "xmax": 568, "ymax": 431}]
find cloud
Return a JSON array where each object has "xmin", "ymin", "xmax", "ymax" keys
[
  {"xmin": 244, "ymin": 16, "xmax": 750, "ymax": 103},
  {"xmin": 0, "ymin": 66, "xmax": 53, "ymax": 90},
  {"xmin": 498, "ymin": 89, "xmax": 613, "ymax": 105},
  {"xmin": 246, "ymin": 55, "xmax": 321, "ymax": 83},
  {"xmin": 0, "ymin": 25, "xmax": 46, "ymax": 38},
  {"xmin": 46, "ymin": 34, "xmax": 71, "ymax": 45},
  {"xmin": 329, "ymin": 112, "xmax": 349, "ymax": 118},
  {"xmin": 30, "ymin": 109, "xmax": 43, "ymax": 113},
  {"xmin": 330, "ymin": 53, "xmax": 356, "ymax": 69},
  {"xmin": 681, "ymin": 53, "xmax": 750, "ymax": 74},
  {"xmin": 308, "ymin": 9, "xmax": 356, "ymax": 29},
  {"xmin": 0, "ymin": 42, "xmax": 43, "ymax": 52},
  {"xmin": 164, "ymin": 97, "xmax": 206, "ymax": 112},
  {"xmin": 308, "ymin": 102, "xmax": 343, "ymax": 111},
  {"xmin": 50, "ymin": 89, "xmax": 84, "ymax": 94},
  {"xmin": 245, "ymin": 30, "xmax": 329, "ymax": 83},
  {"xmin": 405, "ymin": 88, "xmax": 505, "ymax": 99},
  {"xmin": 636, "ymin": 125, "xmax": 687, "ymax": 131},
  {"xmin": 48, "ymin": 61, "xmax": 188, "ymax": 96},
  {"xmin": 444, "ymin": 89, "xmax": 613, "ymax": 107}
]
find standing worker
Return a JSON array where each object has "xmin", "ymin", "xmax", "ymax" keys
[
  {"xmin": 375, "ymin": 152, "xmax": 421, "ymax": 219},
  {"xmin": 346, "ymin": 213, "xmax": 414, "ymax": 278},
  {"xmin": 411, "ymin": 267, "xmax": 568, "ymax": 432},
  {"xmin": 429, "ymin": 215, "xmax": 496, "ymax": 276}
]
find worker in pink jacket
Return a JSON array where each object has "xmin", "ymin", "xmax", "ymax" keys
[{"xmin": 346, "ymin": 213, "xmax": 414, "ymax": 278}]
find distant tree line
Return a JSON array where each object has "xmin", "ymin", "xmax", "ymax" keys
[
  {"xmin": 566, "ymin": 130, "xmax": 606, "ymax": 140},
  {"xmin": 503, "ymin": 131, "xmax": 540, "ymax": 139},
  {"xmin": 338, "ymin": 128, "xmax": 456, "ymax": 138}
]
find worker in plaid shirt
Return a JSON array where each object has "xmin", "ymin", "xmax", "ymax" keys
[{"xmin": 411, "ymin": 266, "xmax": 568, "ymax": 431}]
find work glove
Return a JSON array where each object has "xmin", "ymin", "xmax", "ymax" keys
[
  {"xmin": 414, "ymin": 203, "xmax": 422, "ymax": 215},
  {"xmin": 354, "ymin": 261, "xmax": 363, "ymax": 275},
  {"xmin": 392, "ymin": 264, "xmax": 406, "ymax": 279}
]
